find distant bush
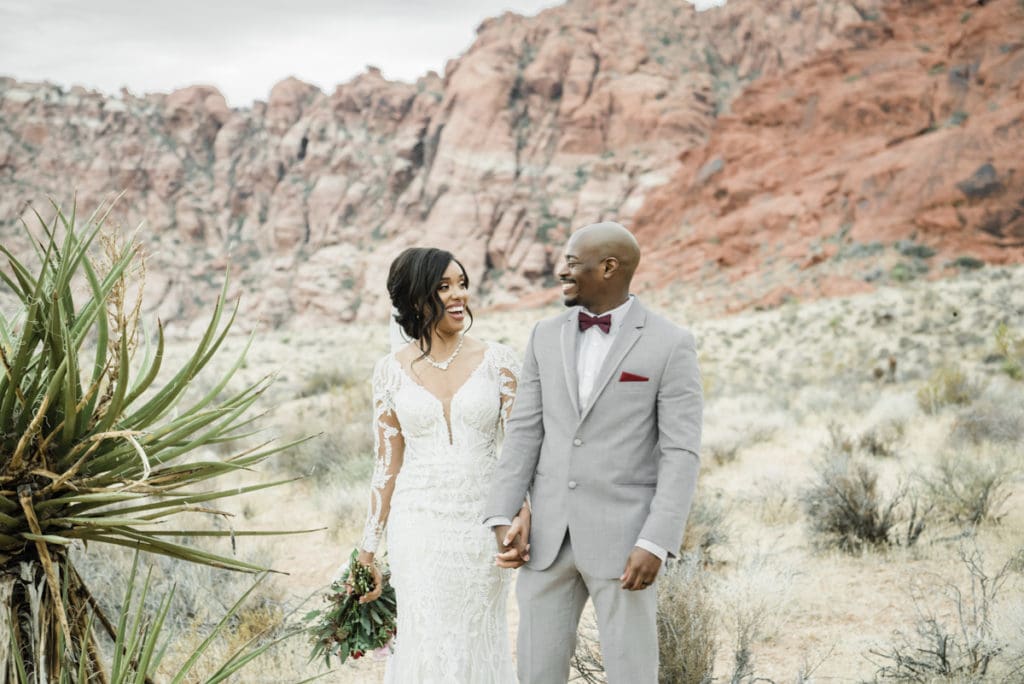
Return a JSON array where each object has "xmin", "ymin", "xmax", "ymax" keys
[
  {"xmin": 921, "ymin": 450, "xmax": 1015, "ymax": 528},
  {"xmin": 951, "ymin": 255, "xmax": 985, "ymax": 270},
  {"xmin": 705, "ymin": 439, "xmax": 740, "ymax": 466},
  {"xmin": 917, "ymin": 364, "xmax": 983, "ymax": 414},
  {"xmin": 755, "ymin": 484, "xmax": 800, "ymax": 527},
  {"xmin": 801, "ymin": 454, "xmax": 928, "ymax": 552},
  {"xmin": 994, "ymin": 323, "xmax": 1024, "ymax": 380},
  {"xmin": 298, "ymin": 366, "xmax": 359, "ymax": 397},
  {"xmin": 858, "ymin": 419, "xmax": 906, "ymax": 458},
  {"xmin": 701, "ymin": 394, "xmax": 787, "ymax": 466},
  {"xmin": 896, "ymin": 240, "xmax": 937, "ymax": 259},
  {"xmin": 870, "ymin": 546, "xmax": 1024, "ymax": 681},
  {"xmin": 825, "ymin": 421, "xmax": 904, "ymax": 459},
  {"xmin": 890, "ymin": 262, "xmax": 918, "ymax": 283},
  {"xmin": 950, "ymin": 399, "xmax": 1024, "ymax": 446}
]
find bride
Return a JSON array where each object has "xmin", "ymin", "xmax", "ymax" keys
[{"xmin": 356, "ymin": 247, "xmax": 529, "ymax": 682}]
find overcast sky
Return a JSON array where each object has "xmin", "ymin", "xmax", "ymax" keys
[{"xmin": 0, "ymin": 0, "xmax": 726, "ymax": 107}]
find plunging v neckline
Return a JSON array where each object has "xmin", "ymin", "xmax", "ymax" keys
[{"xmin": 393, "ymin": 346, "xmax": 490, "ymax": 445}]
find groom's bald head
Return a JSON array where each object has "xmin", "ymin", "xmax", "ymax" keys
[
  {"xmin": 559, "ymin": 221, "xmax": 641, "ymax": 313},
  {"xmin": 570, "ymin": 222, "xmax": 641, "ymax": 279}
]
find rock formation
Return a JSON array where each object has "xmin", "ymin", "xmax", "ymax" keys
[
  {"xmin": 631, "ymin": 0, "xmax": 1024, "ymax": 313},
  {"xmin": 1, "ymin": 0, "xmax": 1020, "ymax": 331}
]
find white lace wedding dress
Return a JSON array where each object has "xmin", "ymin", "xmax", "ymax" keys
[{"xmin": 360, "ymin": 341, "xmax": 520, "ymax": 683}]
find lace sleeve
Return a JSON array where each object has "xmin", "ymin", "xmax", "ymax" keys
[
  {"xmin": 360, "ymin": 355, "xmax": 405, "ymax": 554},
  {"xmin": 489, "ymin": 342, "xmax": 522, "ymax": 434}
]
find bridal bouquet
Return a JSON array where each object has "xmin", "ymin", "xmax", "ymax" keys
[{"xmin": 306, "ymin": 549, "xmax": 397, "ymax": 666}]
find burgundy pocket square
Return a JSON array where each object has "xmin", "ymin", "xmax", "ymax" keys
[{"xmin": 619, "ymin": 372, "xmax": 649, "ymax": 382}]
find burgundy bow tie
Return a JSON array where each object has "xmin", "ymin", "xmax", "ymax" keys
[{"xmin": 578, "ymin": 312, "xmax": 612, "ymax": 334}]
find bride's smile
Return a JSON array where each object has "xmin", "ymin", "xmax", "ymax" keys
[{"xmin": 436, "ymin": 260, "xmax": 470, "ymax": 333}]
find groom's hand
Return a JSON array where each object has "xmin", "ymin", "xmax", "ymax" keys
[
  {"xmin": 620, "ymin": 546, "xmax": 661, "ymax": 591},
  {"xmin": 492, "ymin": 524, "xmax": 529, "ymax": 569}
]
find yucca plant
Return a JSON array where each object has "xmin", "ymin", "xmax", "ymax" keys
[{"xmin": 0, "ymin": 202, "xmax": 305, "ymax": 681}]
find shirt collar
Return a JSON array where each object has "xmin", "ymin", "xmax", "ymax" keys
[{"xmin": 580, "ymin": 295, "xmax": 634, "ymax": 335}]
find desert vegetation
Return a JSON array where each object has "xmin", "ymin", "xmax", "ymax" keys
[{"xmin": 4, "ymin": 208, "xmax": 1022, "ymax": 682}]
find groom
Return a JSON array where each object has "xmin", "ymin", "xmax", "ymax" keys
[{"xmin": 484, "ymin": 221, "xmax": 703, "ymax": 683}]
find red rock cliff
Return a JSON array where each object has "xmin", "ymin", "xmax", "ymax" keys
[{"xmin": 2, "ymin": 0, "xmax": 1020, "ymax": 328}]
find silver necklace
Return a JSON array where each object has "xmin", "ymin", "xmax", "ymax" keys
[{"xmin": 425, "ymin": 334, "xmax": 464, "ymax": 370}]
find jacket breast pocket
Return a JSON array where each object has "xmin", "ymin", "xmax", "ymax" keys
[{"xmin": 615, "ymin": 380, "xmax": 653, "ymax": 394}]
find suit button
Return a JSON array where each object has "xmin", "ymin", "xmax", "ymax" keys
[
  {"xmin": 573, "ymin": 438, "xmax": 582, "ymax": 446},
  {"xmin": 568, "ymin": 481, "xmax": 578, "ymax": 489}
]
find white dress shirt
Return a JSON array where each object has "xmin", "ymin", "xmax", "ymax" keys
[{"xmin": 488, "ymin": 295, "xmax": 668, "ymax": 565}]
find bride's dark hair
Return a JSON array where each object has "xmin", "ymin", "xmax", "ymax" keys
[{"xmin": 388, "ymin": 247, "xmax": 473, "ymax": 358}]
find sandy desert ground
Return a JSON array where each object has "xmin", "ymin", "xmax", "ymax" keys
[{"xmin": 70, "ymin": 264, "xmax": 1024, "ymax": 683}]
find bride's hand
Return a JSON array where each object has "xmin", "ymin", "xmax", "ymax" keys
[{"xmin": 356, "ymin": 552, "xmax": 384, "ymax": 604}]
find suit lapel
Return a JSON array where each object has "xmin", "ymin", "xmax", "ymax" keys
[
  {"xmin": 579, "ymin": 300, "xmax": 646, "ymax": 424},
  {"xmin": 561, "ymin": 309, "xmax": 581, "ymax": 418}
]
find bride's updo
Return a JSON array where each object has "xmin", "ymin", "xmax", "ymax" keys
[{"xmin": 387, "ymin": 247, "xmax": 473, "ymax": 356}]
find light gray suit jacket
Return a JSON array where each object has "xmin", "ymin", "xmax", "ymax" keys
[{"xmin": 485, "ymin": 299, "xmax": 703, "ymax": 579}]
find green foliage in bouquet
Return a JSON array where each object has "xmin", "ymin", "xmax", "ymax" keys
[
  {"xmin": 306, "ymin": 549, "xmax": 397, "ymax": 667},
  {"xmin": 0, "ymin": 201, "xmax": 308, "ymax": 681}
]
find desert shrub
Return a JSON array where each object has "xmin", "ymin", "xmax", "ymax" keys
[
  {"xmin": 952, "ymin": 255, "xmax": 985, "ymax": 270},
  {"xmin": 950, "ymin": 399, "xmax": 1024, "ymax": 446},
  {"xmin": 858, "ymin": 419, "xmax": 906, "ymax": 458},
  {"xmin": 890, "ymin": 260, "xmax": 927, "ymax": 283},
  {"xmin": 801, "ymin": 454, "xmax": 928, "ymax": 552},
  {"xmin": 917, "ymin": 364, "xmax": 983, "ymax": 414},
  {"xmin": 701, "ymin": 394, "xmax": 788, "ymax": 466},
  {"xmin": 823, "ymin": 421, "xmax": 855, "ymax": 457},
  {"xmin": 297, "ymin": 365, "xmax": 359, "ymax": 398},
  {"xmin": 994, "ymin": 322, "xmax": 1024, "ymax": 380},
  {"xmin": 718, "ymin": 556, "xmax": 794, "ymax": 681},
  {"xmin": 870, "ymin": 546, "xmax": 1024, "ymax": 681},
  {"xmin": 572, "ymin": 557, "xmax": 717, "ymax": 684},
  {"xmin": 680, "ymin": 490, "xmax": 730, "ymax": 564},
  {"xmin": 754, "ymin": 482, "xmax": 800, "ymax": 527},
  {"xmin": 824, "ymin": 420, "xmax": 905, "ymax": 460},
  {"xmin": 657, "ymin": 557, "xmax": 717, "ymax": 684},
  {"xmin": 705, "ymin": 439, "xmax": 740, "ymax": 466},
  {"xmin": 921, "ymin": 450, "xmax": 1015, "ymax": 527}
]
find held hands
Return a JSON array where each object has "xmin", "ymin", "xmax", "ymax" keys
[
  {"xmin": 355, "ymin": 550, "xmax": 384, "ymax": 604},
  {"xmin": 620, "ymin": 546, "xmax": 661, "ymax": 591},
  {"xmin": 493, "ymin": 506, "xmax": 531, "ymax": 569}
]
